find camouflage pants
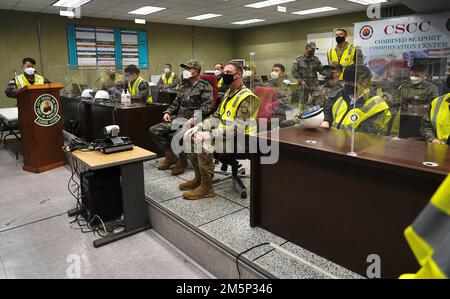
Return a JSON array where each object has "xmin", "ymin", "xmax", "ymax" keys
[
  {"xmin": 188, "ymin": 152, "xmax": 214, "ymax": 183},
  {"xmin": 149, "ymin": 121, "xmax": 185, "ymax": 150}
]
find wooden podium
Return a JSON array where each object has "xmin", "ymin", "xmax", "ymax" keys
[{"xmin": 14, "ymin": 84, "xmax": 66, "ymax": 173}]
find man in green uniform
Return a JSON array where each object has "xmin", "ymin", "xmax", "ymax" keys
[
  {"xmin": 181, "ymin": 62, "xmax": 260, "ymax": 200},
  {"xmin": 149, "ymin": 59, "xmax": 214, "ymax": 175},
  {"xmin": 292, "ymin": 42, "xmax": 322, "ymax": 107}
]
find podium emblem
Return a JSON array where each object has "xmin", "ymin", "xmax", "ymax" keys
[{"xmin": 34, "ymin": 94, "xmax": 61, "ymax": 127}]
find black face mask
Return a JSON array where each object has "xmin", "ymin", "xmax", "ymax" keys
[
  {"xmin": 223, "ymin": 73, "xmax": 237, "ymax": 86},
  {"xmin": 446, "ymin": 74, "xmax": 450, "ymax": 89},
  {"xmin": 336, "ymin": 36, "xmax": 346, "ymax": 44},
  {"xmin": 344, "ymin": 84, "xmax": 356, "ymax": 97}
]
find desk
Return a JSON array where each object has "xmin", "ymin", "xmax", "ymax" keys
[
  {"xmin": 71, "ymin": 146, "xmax": 156, "ymax": 248},
  {"xmin": 250, "ymin": 127, "xmax": 450, "ymax": 278},
  {"xmin": 61, "ymin": 96, "xmax": 168, "ymax": 155}
]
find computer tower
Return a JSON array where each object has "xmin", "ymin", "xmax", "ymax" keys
[{"xmin": 80, "ymin": 167, "xmax": 123, "ymax": 226}]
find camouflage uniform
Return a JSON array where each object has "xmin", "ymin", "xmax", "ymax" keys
[
  {"xmin": 264, "ymin": 74, "xmax": 294, "ymax": 122},
  {"xmin": 243, "ymin": 76, "xmax": 263, "ymax": 90},
  {"xmin": 292, "ymin": 54, "xmax": 322, "ymax": 106},
  {"xmin": 396, "ymin": 80, "xmax": 439, "ymax": 109},
  {"xmin": 189, "ymin": 85, "xmax": 259, "ymax": 183},
  {"xmin": 149, "ymin": 76, "xmax": 214, "ymax": 150},
  {"xmin": 308, "ymin": 81, "xmax": 343, "ymax": 108}
]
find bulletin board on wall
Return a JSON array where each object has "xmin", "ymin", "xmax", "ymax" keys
[{"xmin": 67, "ymin": 24, "xmax": 149, "ymax": 70}]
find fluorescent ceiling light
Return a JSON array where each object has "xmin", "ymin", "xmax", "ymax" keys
[
  {"xmin": 53, "ymin": 0, "xmax": 91, "ymax": 8},
  {"xmin": 278, "ymin": 6, "xmax": 287, "ymax": 12},
  {"xmin": 135, "ymin": 19, "xmax": 146, "ymax": 24},
  {"xmin": 187, "ymin": 13, "xmax": 222, "ymax": 21},
  {"xmin": 232, "ymin": 19, "xmax": 266, "ymax": 25},
  {"xmin": 59, "ymin": 10, "xmax": 75, "ymax": 18},
  {"xmin": 347, "ymin": 0, "xmax": 388, "ymax": 5},
  {"xmin": 245, "ymin": 0, "xmax": 296, "ymax": 9},
  {"xmin": 292, "ymin": 6, "xmax": 338, "ymax": 15},
  {"xmin": 128, "ymin": 6, "xmax": 166, "ymax": 15}
]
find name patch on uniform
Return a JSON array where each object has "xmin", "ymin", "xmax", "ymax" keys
[{"xmin": 34, "ymin": 94, "xmax": 61, "ymax": 127}]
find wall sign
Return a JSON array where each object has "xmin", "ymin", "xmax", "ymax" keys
[{"xmin": 67, "ymin": 24, "xmax": 149, "ymax": 70}]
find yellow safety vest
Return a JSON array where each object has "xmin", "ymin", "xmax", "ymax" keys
[
  {"xmin": 15, "ymin": 73, "xmax": 44, "ymax": 89},
  {"xmin": 331, "ymin": 94, "xmax": 391, "ymax": 131},
  {"xmin": 400, "ymin": 174, "xmax": 450, "ymax": 279},
  {"xmin": 429, "ymin": 93, "xmax": 450, "ymax": 141},
  {"xmin": 218, "ymin": 77, "xmax": 224, "ymax": 89},
  {"xmin": 328, "ymin": 43, "xmax": 357, "ymax": 80},
  {"xmin": 328, "ymin": 43, "xmax": 357, "ymax": 67},
  {"xmin": 128, "ymin": 76, "xmax": 153, "ymax": 104},
  {"xmin": 219, "ymin": 87, "xmax": 259, "ymax": 135},
  {"xmin": 161, "ymin": 72, "xmax": 175, "ymax": 85}
]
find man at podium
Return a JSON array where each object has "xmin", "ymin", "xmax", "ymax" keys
[{"xmin": 5, "ymin": 57, "xmax": 51, "ymax": 98}]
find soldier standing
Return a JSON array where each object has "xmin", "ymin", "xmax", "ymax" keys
[
  {"xmin": 292, "ymin": 42, "xmax": 322, "ymax": 109},
  {"xmin": 149, "ymin": 59, "xmax": 214, "ymax": 176}
]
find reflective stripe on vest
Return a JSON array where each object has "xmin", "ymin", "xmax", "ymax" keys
[
  {"xmin": 161, "ymin": 72, "xmax": 175, "ymax": 85},
  {"xmin": 15, "ymin": 74, "xmax": 44, "ymax": 88},
  {"xmin": 331, "ymin": 95, "xmax": 390, "ymax": 131},
  {"xmin": 327, "ymin": 43, "xmax": 356, "ymax": 67},
  {"xmin": 400, "ymin": 175, "xmax": 450, "ymax": 279},
  {"xmin": 219, "ymin": 87, "xmax": 259, "ymax": 135},
  {"xmin": 218, "ymin": 77, "xmax": 224, "ymax": 88},
  {"xmin": 128, "ymin": 76, "xmax": 153, "ymax": 103},
  {"xmin": 430, "ymin": 93, "xmax": 450, "ymax": 141}
]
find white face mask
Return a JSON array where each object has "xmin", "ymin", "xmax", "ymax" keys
[
  {"xmin": 164, "ymin": 68, "xmax": 171, "ymax": 74},
  {"xmin": 24, "ymin": 67, "xmax": 35, "ymax": 76},
  {"xmin": 183, "ymin": 69, "xmax": 193, "ymax": 80},
  {"xmin": 410, "ymin": 76, "xmax": 423, "ymax": 85},
  {"xmin": 270, "ymin": 71, "xmax": 279, "ymax": 80},
  {"xmin": 214, "ymin": 70, "xmax": 222, "ymax": 76},
  {"xmin": 243, "ymin": 70, "xmax": 252, "ymax": 78}
]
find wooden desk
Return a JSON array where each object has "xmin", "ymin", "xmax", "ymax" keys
[
  {"xmin": 250, "ymin": 127, "xmax": 450, "ymax": 278},
  {"xmin": 61, "ymin": 96, "xmax": 168, "ymax": 155},
  {"xmin": 71, "ymin": 146, "xmax": 156, "ymax": 248}
]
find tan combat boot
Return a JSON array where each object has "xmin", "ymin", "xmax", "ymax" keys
[
  {"xmin": 158, "ymin": 148, "xmax": 178, "ymax": 170},
  {"xmin": 171, "ymin": 153, "xmax": 188, "ymax": 175},
  {"xmin": 182, "ymin": 177, "xmax": 215, "ymax": 200},
  {"xmin": 179, "ymin": 165, "xmax": 201, "ymax": 191}
]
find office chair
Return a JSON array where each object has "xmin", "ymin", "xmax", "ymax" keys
[
  {"xmin": 254, "ymin": 86, "xmax": 279, "ymax": 132},
  {"xmin": 200, "ymin": 74, "xmax": 219, "ymax": 109},
  {"xmin": 0, "ymin": 108, "xmax": 21, "ymax": 160},
  {"xmin": 213, "ymin": 147, "xmax": 250, "ymax": 200}
]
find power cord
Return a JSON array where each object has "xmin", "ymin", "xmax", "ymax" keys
[{"xmin": 235, "ymin": 242, "xmax": 270, "ymax": 279}]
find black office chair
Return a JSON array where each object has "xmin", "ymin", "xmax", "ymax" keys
[{"xmin": 213, "ymin": 151, "xmax": 250, "ymax": 200}]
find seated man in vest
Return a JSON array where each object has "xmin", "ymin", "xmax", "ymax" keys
[
  {"xmin": 420, "ymin": 74, "xmax": 450, "ymax": 145},
  {"xmin": 124, "ymin": 64, "xmax": 153, "ymax": 103},
  {"xmin": 328, "ymin": 29, "xmax": 363, "ymax": 79},
  {"xmin": 214, "ymin": 63, "xmax": 226, "ymax": 92},
  {"xmin": 5, "ymin": 57, "xmax": 51, "ymax": 98},
  {"xmin": 321, "ymin": 65, "xmax": 392, "ymax": 136},
  {"xmin": 157, "ymin": 63, "xmax": 180, "ymax": 91},
  {"xmin": 181, "ymin": 61, "xmax": 260, "ymax": 200},
  {"xmin": 149, "ymin": 59, "xmax": 214, "ymax": 176}
]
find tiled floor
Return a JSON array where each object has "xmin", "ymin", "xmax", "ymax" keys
[
  {"xmin": 0, "ymin": 146, "xmax": 208, "ymax": 279},
  {"xmin": 144, "ymin": 158, "xmax": 364, "ymax": 279}
]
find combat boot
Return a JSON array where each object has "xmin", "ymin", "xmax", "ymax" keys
[
  {"xmin": 158, "ymin": 148, "xmax": 178, "ymax": 170},
  {"xmin": 182, "ymin": 177, "xmax": 215, "ymax": 200},
  {"xmin": 179, "ymin": 164, "xmax": 201, "ymax": 191},
  {"xmin": 171, "ymin": 153, "xmax": 188, "ymax": 175}
]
